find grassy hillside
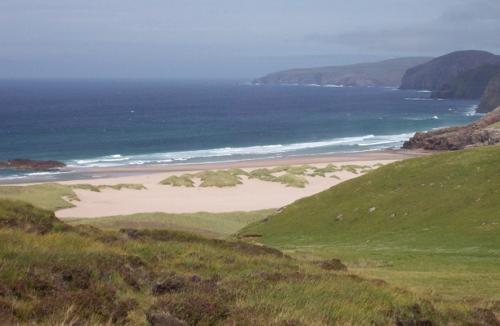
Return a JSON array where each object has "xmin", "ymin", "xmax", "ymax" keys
[
  {"xmin": 1, "ymin": 199, "xmax": 487, "ymax": 325},
  {"xmin": 0, "ymin": 183, "xmax": 145, "ymax": 211},
  {"xmin": 240, "ymin": 145, "xmax": 500, "ymax": 302},
  {"xmin": 0, "ymin": 183, "xmax": 273, "ymax": 239},
  {"xmin": 0, "ymin": 183, "xmax": 78, "ymax": 211},
  {"xmin": 67, "ymin": 210, "xmax": 274, "ymax": 239}
]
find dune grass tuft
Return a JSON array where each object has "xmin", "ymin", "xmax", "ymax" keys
[
  {"xmin": 158, "ymin": 163, "xmax": 380, "ymax": 189},
  {"xmin": 276, "ymin": 173, "xmax": 309, "ymax": 188},
  {"xmin": 196, "ymin": 170, "xmax": 243, "ymax": 187},
  {"xmin": 160, "ymin": 174, "xmax": 195, "ymax": 187},
  {"xmin": 308, "ymin": 163, "xmax": 340, "ymax": 177},
  {"xmin": 102, "ymin": 183, "xmax": 147, "ymax": 191},
  {"xmin": 71, "ymin": 183, "xmax": 146, "ymax": 191}
]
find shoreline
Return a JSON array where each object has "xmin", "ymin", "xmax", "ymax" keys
[
  {"xmin": 1, "ymin": 149, "xmax": 431, "ymax": 218},
  {"xmin": 1, "ymin": 149, "xmax": 429, "ymax": 185},
  {"xmin": 47, "ymin": 149, "xmax": 429, "ymax": 218}
]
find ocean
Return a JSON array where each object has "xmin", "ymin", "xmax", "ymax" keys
[{"xmin": 0, "ymin": 79, "xmax": 480, "ymax": 181}]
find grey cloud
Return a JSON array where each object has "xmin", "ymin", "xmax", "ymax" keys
[
  {"xmin": 305, "ymin": 0, "xmax": 500, "ymax": 56},
  {"xmin": 1, "ymin": 0, "xmax": 499, "ymax": 78},
  {"xmin": 440, "ymin": 0, "xmax": 500, "ymax": 22}
]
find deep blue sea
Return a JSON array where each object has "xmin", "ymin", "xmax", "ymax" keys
[{"xmin": 0, "ymin": 79, "xmax": 480, "ymax": 181}]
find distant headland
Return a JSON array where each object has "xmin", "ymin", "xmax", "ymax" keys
[{"xmin": 255, "ymin": 50, "xmax": 500, "ymax": 113}]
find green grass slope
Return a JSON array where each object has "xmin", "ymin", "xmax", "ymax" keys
[
  {"xmin": 2, "ymin": 199, "xmax": 486, "ymax": 325},
  {"xmin": 67, "ymin": 210, "xmax": 274, "ymax": 239},
  {"xmin": 0, "ymin": 183, "xmax": 78, "ymax": 210},
  {"xmin": 0, "ymin": 183, "xmax": 148, "ymax": 211},
  {"xmin": 240, "ymin": 146, "xmax": 500, "ymax": 301}
]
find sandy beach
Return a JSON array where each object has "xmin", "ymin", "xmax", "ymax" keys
[{"xmin": 51, "ymin": 150, "xmax": 424, "ymax": 219}]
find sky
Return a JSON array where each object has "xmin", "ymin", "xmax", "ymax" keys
[{"xmin": 1, "ymin": 0, "xmax": 500, "ymax": 79}]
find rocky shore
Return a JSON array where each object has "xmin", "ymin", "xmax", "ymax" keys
[
  {"xmin": 0, "ymin": 159, "xmax": 66, "ymax": 171},
  {"xmin": 403, "ymin": 107, "xmax": 500, "ymax": 150}
]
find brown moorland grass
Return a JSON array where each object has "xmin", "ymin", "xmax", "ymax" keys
[
  {"xmin": 67, "ymin": 210, "xmax": 274, "ymax": 239},
  {"xmin": 0, "ymin": 199, "xmax": 489, "ymax": 325}
]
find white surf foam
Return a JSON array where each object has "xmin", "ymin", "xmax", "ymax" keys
[
  {"xmin": 463, "ymin": 104, "xmax": 479, "ymax": 116},
  {"xmin": 67, "ymin": 132, "xmax": 415, "ymax": 168},
  {"xmin": 323, "ymin": 84, "xmax": 345, "ymax": 88},
  {"xmin": 405, "ymin": 97, "xmax": 433, "ymax": 101}
]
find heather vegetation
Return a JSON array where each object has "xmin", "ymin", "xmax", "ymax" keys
[
  {"xmin": 0, "ymin": 199, "xmax": 489, "ymax": 325},
  {"xmin": 490, "ymin": 121, "xmax": 500, "ymax": 129},
  {"xmin": 2, "ymin": 146, "xmax": 499, "ymax": 324}
]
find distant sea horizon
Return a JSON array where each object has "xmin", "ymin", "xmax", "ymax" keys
[{"xmin": 0, "ymin": 79, "xmax": 480, "ymax": 182}]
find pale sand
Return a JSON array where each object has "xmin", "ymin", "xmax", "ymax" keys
[{"xmin": 54, "ymin": 152, "xmax": 420, "ymax": 219}]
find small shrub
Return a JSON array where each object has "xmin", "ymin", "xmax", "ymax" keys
[{"xmin": 249, "ymin": 168, "xmax": 278, "ymax": 182}]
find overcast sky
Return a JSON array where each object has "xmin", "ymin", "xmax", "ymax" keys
[{"xmin": 1, "ymin": 0, "xmax": 499, "ymax": 79}]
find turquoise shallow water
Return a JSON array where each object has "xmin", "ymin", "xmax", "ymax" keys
[{"xmin": 0, "ymin": 79, "xmax": 479, "ymax": 181}]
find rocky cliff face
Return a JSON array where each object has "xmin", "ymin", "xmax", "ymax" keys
[
  {"xmin": 479, "ymin": 74, "xmax": 500, "ymax": 113},
  {"xmin": 431, "ymin": 64, "xmax": 500, "ymax": 100},
  {"xmin": 400, "ymin": 50, "xmax": 500, "ymax": 91},
  {"xmin": 254, "ymin": 57, "xmax": 431, "ymax": 87},
  {"xmin": 402, "ymin": 108, "xmax": 500, "ymax": 150}
]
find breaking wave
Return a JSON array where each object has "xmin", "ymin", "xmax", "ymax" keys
[{"xmin": 68, "ymin": 133, "xmax": 415, "ymax": 168}]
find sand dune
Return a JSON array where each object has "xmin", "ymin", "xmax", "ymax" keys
[{"xmin": 56, "ymin": 158, "xmax": 402, "ymax": 218}]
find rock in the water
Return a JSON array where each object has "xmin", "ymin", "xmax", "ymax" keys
[
  {"xmin": 403, "ymin": 108, "xmax": 500, "ymax": 150},
  {"xmin": 0, "ymin": 159, "xmax": 66, "ymax": 171}
]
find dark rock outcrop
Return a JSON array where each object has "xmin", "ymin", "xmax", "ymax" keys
[
  {"xmin": 400, "ymin": 50, "xmax": 500, "ymax": 91},
  {"xmin": 431, "ymin": 64, "xmax": 500, "ymax": 100},
  {"xmin": 0, "ymin": 159, "xmax": 66, "ymax": 171},
  {"xmin": 314, "ymin": 259, "xmax": 348, "ymax": 271},
  {"xmin": 479, "ymin": 73, "xmax": 500, "ymax": 113},
  {"xmin": 402, "ymin": 108, "xmax": 500, "ymax": 150},
  {"xmin": 254, "ymin": 57, "xmax": 431, "ymax": 87}
]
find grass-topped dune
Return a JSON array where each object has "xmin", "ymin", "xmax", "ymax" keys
[
  {"xmin": 1, "ymin": 199, "xmax": 490, "ymax": 325},
  {"xmin": 159, "ymin": 164, "xmax": 375, "ymax": 189},
  {"xmin": 240, "ymin": 145, "xmax": 500, "ymax": 304},
  {"xmin": 0, "ymin": 183, "xmax": 146, "ymax": 211}
]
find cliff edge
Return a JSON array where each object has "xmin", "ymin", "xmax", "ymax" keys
[{"xmin": 402, "ymin": 107, "xmax": 500, "ymax": 150}]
